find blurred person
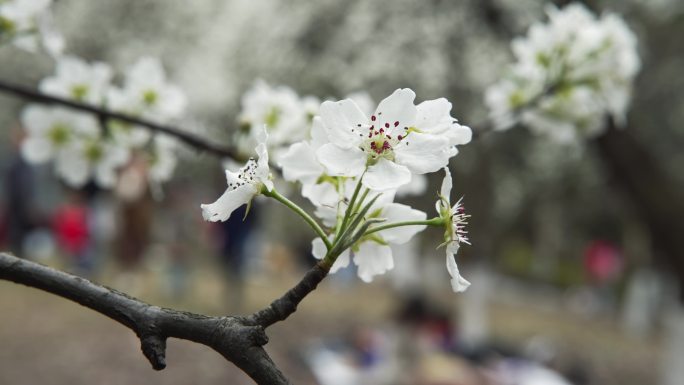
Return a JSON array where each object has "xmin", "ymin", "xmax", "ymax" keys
[
  {"xmin": 53, "ymin": 188, "xmax": 92, "ymax": 274},
  {"xmin": 114, "ymin": 157, "xmax": 154, "ymax": 270},
  {"xmin": 3, "ymin": 124, "xmax": 38, "ymax": 255},
  {"xmin": 157, "ymin": 183, "xmax": 194, "ymax": 299},
  {"xmin": 215, "ymin": 202, "xmax": 259, "ymax": 312}
]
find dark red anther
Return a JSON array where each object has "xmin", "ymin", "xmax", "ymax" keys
[
  {"xmin": 382, "ymin": 141, "xmax": 390, "ymax": 149},
  {"xmin": 384, "ymin": 122, "xmax": 390, "ymax": 128},
  {"xmin": 379, "ymin": 128, "xmax": 384, "ymax": 133},
  {"xmin": 386, "ymin": 135, "xmax": 392, "ymax": 139},
  {"xmin": 370, "ymin": 142, "xmax": 376, "ymax": 148},
  {"xmin": 368, "ymin": 132, "xmax": 373, "ymax": 138},
  {"xmin": 394, "ymin": 121, "xmax": 399, "ymax": 127},
  {"xmin": 369, "ymin": 125, "xmax": 374, "ymax": 130},
  {"xmin": 371, "ymin": 115, "xmax": 376, "ymax": 121},
  {"xmin": 397, "ymin": 135, "xmax": 403, "ymax": 140}
]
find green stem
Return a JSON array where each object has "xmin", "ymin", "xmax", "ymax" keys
[
  {"xmin": 364, "ymin": 217, "xmax": 444, "ymax": 237},
  {"xmin": 263, "ymin": 188, "xmax": 332, "ymax": 250},
  {"xmin": 336, "ymin": 177, "xmax": 364, "ymax": 238}
]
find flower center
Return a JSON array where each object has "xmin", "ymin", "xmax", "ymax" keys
[
  {"xmin": 353, "ymin": 113, "xmax": 410, "ymax": 162},
  {"xmin": 71, "ymin": 84, "xmax": 89, "ymax": 101},
  {"xmin": 48, "ymin": 124, "xmax": 70, "ymax": 146},
  {"xmin": 85, "ymin": 143, "xmax": 104, "ymax": 162},
  {"xmin": 227, "ymin": 158, "xmax": 258, "ymax": 190},
  {"xmin": 264, "ymin": 106, "xmax": 281, "ymax": 129},
  {"xmin": 143, "ymin": 90, "xmax": 158, "ymax": 106}
]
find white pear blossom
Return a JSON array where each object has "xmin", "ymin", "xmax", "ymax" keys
[
  {"xmin": 115, "ymin": 57, "xmax": 187, "ymax": 121},
  {"xmin": 316, "ymin": 88, "xmax": 469, "ymax": 191},
  {"xmin": 0, "ymin": 0, "xmax": 62, "ymax": 55},
  {"xmin": 40, "ymin": 55, "xmax": 112, "ymax": 105},
  {"xmin": 201, "ymin": 127, "xmax": 273, "ymax": 222},
  {"xmin": 436, "ymin": 167, "xmax": 471, "ymax": 292},
  {"xmin": 485, "ymin": 3, "xmax": 640, "ymax": 142},
  {"xmin": 20, "ymin": 105, "xmax": 98, "ymax": 164},
  {"xmin": 106, "ymin": 57, "xmax": 186, "ymax": 148},
  {"xmin": 55, "ymin": 138, "xmax": 130, "ymax": 188},
  {"xmin": 312, "ymin": 200, "xmax": 427, "ymax": 283},
  {"xmin": 236, "ymin": 80, "xmax": 310, "ymax": 159}
]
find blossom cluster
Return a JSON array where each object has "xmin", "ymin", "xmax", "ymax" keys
[
  {"xmin": 0, "ymin": 0, "xmax": 63, "ymax": 55},
  {"xmin": 202, "ymin": 87, "xmax": 473, "ymax": 292},
  {"xmin": 485, "ymin": 3, "xmax": 640, "ymax": 143},
  {"xmin": 21, "ymin": 55, "xmax": 187, "ymax": 191}
]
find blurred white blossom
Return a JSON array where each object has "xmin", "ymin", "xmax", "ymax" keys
[
  {"xmin": 40, "ymin": 55, "xmax": 112, "ymax": 105},
  {"xmin": 0, "ymin": 0, "xmax": 63, "ymax": 55},
  {"xmin": 485, "ymin": 3, "xmax": 640, "ymax": 142}
]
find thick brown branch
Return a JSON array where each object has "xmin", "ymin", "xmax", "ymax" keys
[
  {"xmin": 250, "ymin": 261, "xmax": 330, "ymax": 328},
  {"xmin": 0, "ymin": 80, "xmax": 237, "ymax": 159},
  {"xmin": 0, "ymin": 252, "xmax": 289, "ymax": 385}
]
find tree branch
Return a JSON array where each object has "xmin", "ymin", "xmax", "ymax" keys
[
  {"xmin": 0, "ymin": 80, "xmax": 238, "ymax": 159},
  {"xmin": 0, "ymin": 252, "xmax": 290, "ymax": 385},
  {"xmin": 250, "ymin": 261, "xmax": 330, "ymax": 328}
]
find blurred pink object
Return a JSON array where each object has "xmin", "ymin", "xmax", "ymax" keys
[{"xmin": 583, "ymin": 240, "xmax": 623, "ymax": 283}]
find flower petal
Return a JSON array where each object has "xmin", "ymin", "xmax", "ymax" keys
[
  {"xmin": 446, "ymin": 249, "xmax": 470, "ymax": 293},
  {"xmin": 394, "ymin": 133, "xmax": 450, "ymax": 174},
  {"xmin": 319, "ymin": 99, "xmax": 367, "ymax": 149},
  {"xmin": 363, "ymin": 158, "xmax": 411, "ymax": 191},
  {"xmin": 21, "ymin": 137, "xmax": 53, "ymax": 164},
  {"xmin": 373, "ymin": 89, "xmax": 417, "ymax": 135},
  {"xmin": 440, "ymin": 167, "xmax": 453, "ymax": 201},
  {"xmin": 200, "ymin": 184, "xmax": 257, "ymax": 222},
  {"xmin": 354, "ymin": 242, "xmax": 394, "ymax": 283},
  {"xmin": 278, "ymin": 141, "xmax": 324, "ymax": 184},
  {"xmin": 316, "ymin": 143, "xmax": 366, "ymax": 177},
  {"xmin": 380, "ymin": 203, "xmax": 427, "ymax": 244}
]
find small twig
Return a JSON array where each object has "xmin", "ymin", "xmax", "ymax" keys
[
  {"xmin": 0, "ymin": 80, "xmax": 238, "ymax": 159},
  {"xmin": 250, "ymin": 261, "xmax": 330, "ymax": 328}
]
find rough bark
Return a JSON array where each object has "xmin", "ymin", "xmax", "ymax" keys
[{"xmin": 0, "ymin": 252, "xmax": 331, "ymax": 384}]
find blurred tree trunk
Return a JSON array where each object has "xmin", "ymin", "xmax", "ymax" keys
[{"xmin": 595, "ymin": 122, "xmax": 684, "ymax": 303}]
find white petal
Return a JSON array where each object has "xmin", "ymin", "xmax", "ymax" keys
[
  {"xmin": 415, "ymin": 98, "xmax": 452, "ymax": 132},
  {"xmin": 55, "ymin": 148, "xmax": 90, "ymax": 187},
  {"xmin": 446, "ymin": 249, "xmax": 470, "ymax": 293},
  {"xmin": 311, "ymin": 237, "xmax": 327, "ymax": 260},
  {"xmin": 363, "ymin": 159, "xmax": 411, "ymax": 191},
  {"xmin": 278, "ymin": 142, "xmax": 324, "ymax": 183},
  {"xmin": 331, "ymin": 248, "xmax": 351, "ymax": 274},
  {"xmin": 445, "ymin": 123, "xmax": 472, "ymax": 146},
  {"xmin": 394, "ymin": 133, "xmax": 450, "ymax": 174},
  {"xmin": 200, "ymin": 184, "xmax": 257, "ymax": 222},
  {"xmin": 309, "ymin": 116, "xmax": 328, "ymax": 150},
  {"xmin": 354, "ymin": 242, "xmax": 394, "ymax": 283},
  {"xmin": 379, "ymin": 203, "xmax": 426, "ymax": 244},
  {"xmin": 21, "ymin": 137, "xmax": 53, "ymax": 164},
  {"xmin": 373, "ymin": 89, "xmax": 417, "ymax": 135},
  {"xmin": 318, "ymin": 99, "xmax": 367, "ymax": 148},
  {"xmin": 316, "ymin": 143, "xmax": 366, "ymax": 177},
  {"xmin": 440, "ymin": 167, "xmax": 453, "ymax": 201},
  {"xmin": 21, "ymin": 105, "xmax": 50, "ymax": 135},
  {"xmin": 396, "ymin": 174, "xmax": 428, "ymax": 197}
]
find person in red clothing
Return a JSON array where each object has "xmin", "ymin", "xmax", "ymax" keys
[{"xmin": 53, "ymin": 189, "xmax": 92, "ymax": 274}]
